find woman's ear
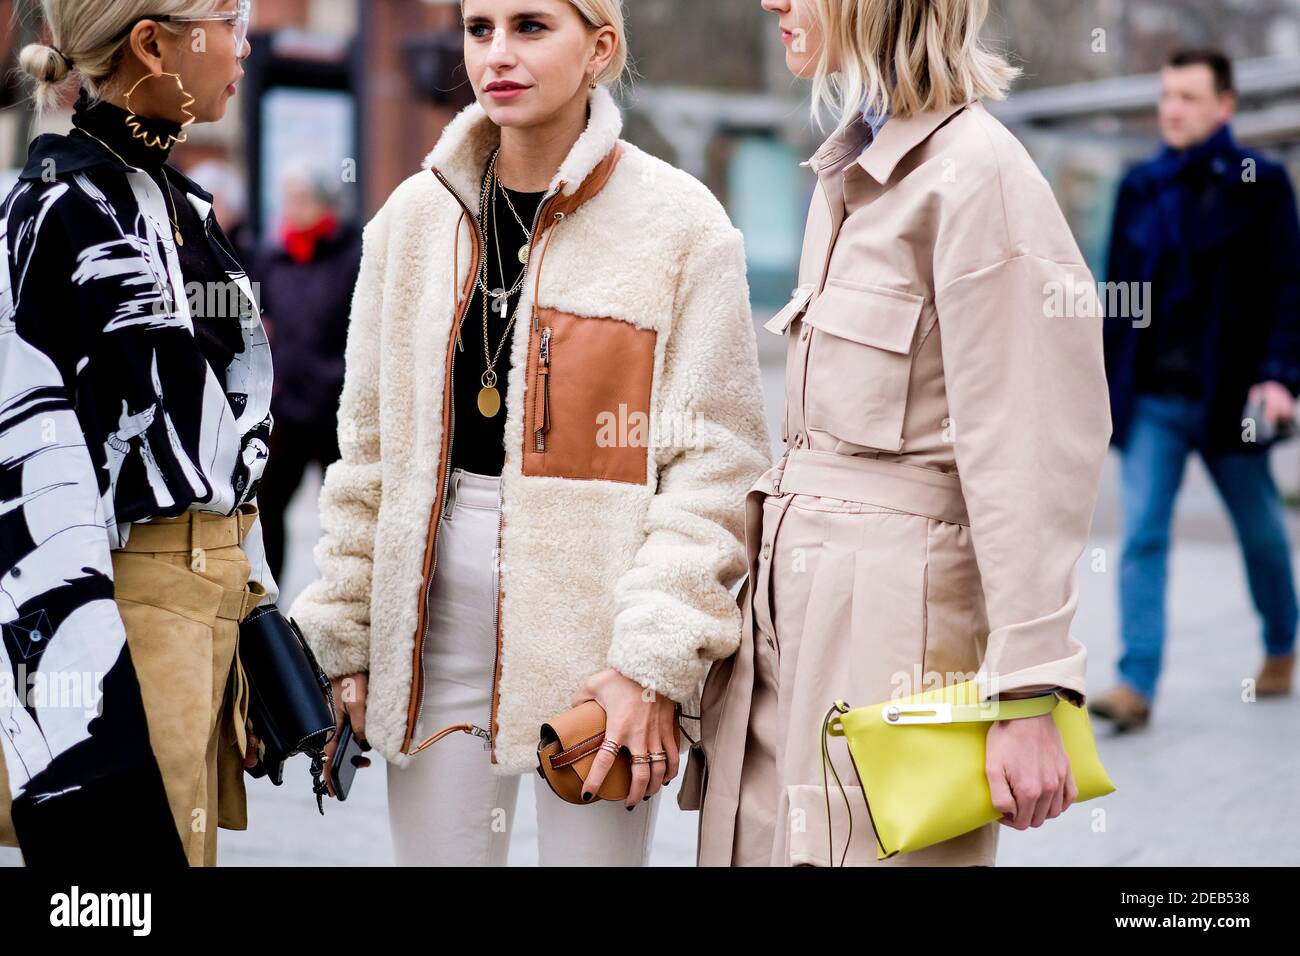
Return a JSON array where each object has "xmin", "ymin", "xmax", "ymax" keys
[
  {"xmin": 588, "ymin": 25, "xmax": 617, "ymax": 83},
  {"xmin": 126, "ymin": 20, "xmax": 168, "ymax": 76}
]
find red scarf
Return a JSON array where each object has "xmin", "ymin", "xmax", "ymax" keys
[{"xmin": 281, "ymin": 214, "xmax": 339, "ymax": 265}]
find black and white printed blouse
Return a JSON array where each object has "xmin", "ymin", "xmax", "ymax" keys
[{"xmin": 0, "ymin": 90, "xmax": 277, "ymax": 861}]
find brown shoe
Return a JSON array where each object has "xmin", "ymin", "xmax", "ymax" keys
[
  {"xmin": 1256, "ymin": 652, "xmax": 1296, "ymax": 696},
  {"xmin": 1087, "ymin": 684, "xmax": 1151, "ymax": 731}
]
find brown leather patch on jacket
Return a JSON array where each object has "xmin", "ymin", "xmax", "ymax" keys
[{"xmin": 523, "ymin": 307, "xmax": 657, "ymax": 485}]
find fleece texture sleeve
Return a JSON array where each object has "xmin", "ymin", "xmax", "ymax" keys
[
  {"xmin": 288, "ymin": 212, "xmax": 390, "ymax": 678},
  {"xmin": 605, "ymin": 225, "xmax": 772, "ymax": 706}
]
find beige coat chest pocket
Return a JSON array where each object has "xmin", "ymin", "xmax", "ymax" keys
[
  {"xmin": 523, "ymin": 307, "xmax": 658, "ymax": 485},
  {"xmin": 801, "ymin": 279, "xmax": 925, "ymax": 453}
]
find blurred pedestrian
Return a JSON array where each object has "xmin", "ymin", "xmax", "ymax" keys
[
  {"xmin": 1096, "ymin": 49, "xmax": 1300, "ymax": 730},
  {"xmin": 254, "ymin": 164, "xmax": 361, "ymax": 581}
]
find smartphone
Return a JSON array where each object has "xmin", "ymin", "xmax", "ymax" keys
[
  {"xmin": 329, "ymin": 715, "xmax": 370, "ymax": 801},
  {"xmin": 1243, "ymin": 395, "xmax": 1298, "ymax": 445}
]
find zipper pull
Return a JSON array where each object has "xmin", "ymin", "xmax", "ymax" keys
[{"xmin": 535, "ymin": 327, "xmax": 552, "ymax": 452}]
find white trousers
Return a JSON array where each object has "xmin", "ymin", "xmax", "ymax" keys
[{"xmin": 386, "ymin": 468, "xmax": 659, "ymax": 866}]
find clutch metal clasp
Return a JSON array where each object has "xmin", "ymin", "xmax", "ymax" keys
[{"xmin": 882, "ymin": 702, "xmax": 954, "ymax": 725}]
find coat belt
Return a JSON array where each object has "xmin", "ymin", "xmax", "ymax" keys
[{"xmin": 751, "ymin": 449, "xmax": 970, "ymax": 527}]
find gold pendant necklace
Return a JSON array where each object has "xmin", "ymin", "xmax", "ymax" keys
[
  {"xmin": 473, "ymin": 149, "xmax": 536, "ymax": 418},
  {"xmin": 165, "ymin": 181, "xmax": 184, "ymax": 247},
  {"xmin": 477, "ymin": 366, "xmax": 502, "ymax": 418},
  {"xmin": 498, "ymin": 180, "xmax": 534, "ymax": 265},
  {"xmin": 73, "ymin": 127, "xmax": 183, "ymax": 245}
]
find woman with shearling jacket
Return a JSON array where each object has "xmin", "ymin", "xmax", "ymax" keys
[
  {"xmin": 288, "ymin": 0, "xmax": 770, "ymax": 866},
  {"xmin": 690, "ymin": 0, "xmax": 1113, "ymax": 867}
]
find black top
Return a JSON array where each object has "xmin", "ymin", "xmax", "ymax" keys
[
  {"xmin": 69, "ymin": 89, "xmax": 246, "ymax": 386},
  {"xmin": 450, "ymin": 179, "xmax": 547, "ymax": 476}
]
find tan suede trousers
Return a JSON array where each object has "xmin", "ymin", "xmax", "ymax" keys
[{"xmin": 0, "ymin": 503, "xmax": 265, "ymax": 866}]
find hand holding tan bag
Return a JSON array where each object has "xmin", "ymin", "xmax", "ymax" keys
[
  {"xmin": 536, "ymin": 700, "xmax": 633, "ymax": 804},
  {"xmin": 536, "ymin": 699, "xmax": 691, "ymax": 804}
]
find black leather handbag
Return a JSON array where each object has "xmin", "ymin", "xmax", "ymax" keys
[{"xmin": 239, "ymin": 604, "xmax": 337, "ymax": 812}]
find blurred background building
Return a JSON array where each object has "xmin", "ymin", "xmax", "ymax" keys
[{"xmin": 4, "ymin": 0, "xmax": 1298, "ymax": 300}]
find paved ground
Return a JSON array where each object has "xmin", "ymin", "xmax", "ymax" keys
[{"xmin": 4, "ymin": 316, "xmax": 1297, "ymax": 866}]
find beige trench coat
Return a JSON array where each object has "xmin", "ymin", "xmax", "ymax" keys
[{"xmin": 692, "ymin": 100, "xmax": 1112, "ymax": 866}]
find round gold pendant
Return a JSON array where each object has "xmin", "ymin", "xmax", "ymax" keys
[
  {"xmin": 175, "ymin": 231, "xmax": 185, "ymax": 247},
  {"xmin": 518, "ymin": 243, "xmax": 530, "ymax": 264},
  {"xmin": 477, "ymin": 385, "xmax": 502, "ymax": 418}
]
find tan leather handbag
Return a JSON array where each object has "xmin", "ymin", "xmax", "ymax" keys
[
  {"xmin": 536, "ymin": 700, "xmax": 633, "ymax": 804},
  {"xmin": 537, "ymin": 698, "xmax": 697, "ymax": 804}
]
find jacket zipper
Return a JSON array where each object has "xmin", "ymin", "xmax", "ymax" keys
[
  {"xmin": 401, "ymin": 170, "xmax": 481, "ymax": 754},
  {"xmin": 404, "ymin": 169, "xmax": 565, "ymax": 762},
  {"xmin": 535, "ymin": 326, "xmax": 552, "ymax": 451},
  {"xmin": 415, "ymin": 298, "xmax": 460, "ymax": 736}
]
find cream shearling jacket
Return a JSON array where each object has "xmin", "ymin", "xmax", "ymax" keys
[{"xmin": 288, "ymin": 85, "xmax": 771, "ymax": 774}]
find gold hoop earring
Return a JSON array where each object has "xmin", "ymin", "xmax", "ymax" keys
[
  {"xmin": 589, "ymin": 79, "xmax": 598, "ymax": 90},
  {"xmin": 123, "ymin": 71, "xmax": 196, "ymax": 150}
]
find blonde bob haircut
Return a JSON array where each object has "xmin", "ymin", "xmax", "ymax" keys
[
  {"xmin": 797, "ymin": 0, "xmax": 1020, "ymax": 131},
  {"xmin": 18, "ymin": 0, "xmax": 223, "ymax": 114}
]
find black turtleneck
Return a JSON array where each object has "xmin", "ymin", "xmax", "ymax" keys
[
  {"xmin": 68, "ymin": 89, "xmax": 246, "ymax": 384},
  {"xmin": 69, "ymin": 87, "xmax": 184, "ymax": 170}
]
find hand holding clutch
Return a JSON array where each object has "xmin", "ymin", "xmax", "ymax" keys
[{"xmin": 536, "ymin": 699, "xmax": 633, "ymax": 804}]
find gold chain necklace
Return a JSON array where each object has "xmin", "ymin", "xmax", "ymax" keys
[
  {"xmin": 475, "ymin": 149, "xmax": 530, "ymax": 301},
  {"xmin": 497, "ymin": 176, "xmax": 534, "ymax": 264},
  {"xmin": 473, "ymin": 151, "xmax": 532, "ymax": 418},
  {"xmin": 73, "ymin": 126, "xmax": 185, "ymax": 247}
]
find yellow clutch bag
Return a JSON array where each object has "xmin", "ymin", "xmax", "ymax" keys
[{"xmin": 820, "ymin": 679, "xmax": 1116, "ymax": 863}]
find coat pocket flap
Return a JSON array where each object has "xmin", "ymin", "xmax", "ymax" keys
[
  {"xmin": 803, "ymin": 280, "xmax": 925, "ymax": 354},
  {"xmin": 763, "ymin": 285, "xmax": 817, "ymax": 335}
]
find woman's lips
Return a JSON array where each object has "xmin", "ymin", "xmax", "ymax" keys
[
  {"xmin": 486, "ymin": 84, "xmax": 529, "ymax": 100},
  {"xmin": 226, "ymin": 83, "xmax": 238, "ymax": 95},
  {"xmin": 781, "ymin": 28, "xmax": 794, "ymax": 46}
]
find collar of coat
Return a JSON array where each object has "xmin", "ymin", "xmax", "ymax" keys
[
  {"xmin": 19, "ymin": 130, "xmax": 217, "ymax": 220},
  {"xmin": 808, "ymin": 99, "xmax": 973, "ymax": 184},
  {"xmin": 421, "ymin": 83, "xmax": 624, "ymax": 219}
]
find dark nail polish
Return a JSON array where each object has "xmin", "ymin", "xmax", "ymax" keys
[
  {"xmin": 582, "ymin": 791, "xmax": 593, "ymax": 802},
  {"xmin": 626, "ymin": 805, "xmax": 634, "ymax": 812}
]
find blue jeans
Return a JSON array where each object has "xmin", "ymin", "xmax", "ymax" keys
[{"xmin": 1118, "ymin": 393, "xmax": 1299, "ymax": 700}]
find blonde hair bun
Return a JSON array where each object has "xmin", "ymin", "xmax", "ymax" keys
[{"xmin": 19, "ymin": 42, "xmax": 72, "ymax": 85}]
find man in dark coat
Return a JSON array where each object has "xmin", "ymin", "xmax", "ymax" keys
[
  {"xmin": 1094, "ymin": 49, "xmax": 1300, "ymax": 729},
  {"xmin": 253, "ymin": 166, "xmax": 363, "ymax": 582}
]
